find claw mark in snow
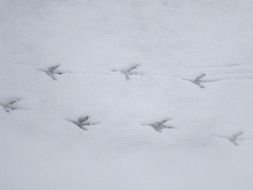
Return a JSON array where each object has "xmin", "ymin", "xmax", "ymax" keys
[
  {"xmin": 66, "ymin": 116, "xmax": 99, "ymax": 131},
  {"xmin": 142, "ymin": 118, "xmax": 176, "ymax": 132}
]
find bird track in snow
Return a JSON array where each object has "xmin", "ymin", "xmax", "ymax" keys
[
  {"xmin": 142, "ymin": 118, "xmax": 176, "ymax": 133},
  {"xmin": 66, "ymin": 116, "xmax": 100, "ymax": 131},
  {"xmin": 215, "ymin": 131, "xmax": 252, "ymax": 146},
  {"xmin": 0, "ymin": 98, "xmax": 22, "ymax": 113},
  {"xmin": 183, "ymin": 73, "xmax": 218, "ymax": 88},
  {"xmin": 33, "ymin": 63, "xmax": 253, "ymax": 85},
  {"xmin": 111, "ymin": 64, "xmax": 141, "ymax": 80},
  {"xmin": 181, "ymin": 72, "xmax": 253, "ymax": 89},
  {"xmin": 38, "ymin": 64, "xmax": 66, "ymax": 81}
]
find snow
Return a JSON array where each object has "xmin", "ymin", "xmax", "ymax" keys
[{"xmin": 0, "ymin": 0, "xmax": 253, "ymax": 189}]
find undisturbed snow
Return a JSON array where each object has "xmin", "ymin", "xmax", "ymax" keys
[{"xmin": 0, "ymin": 0, "xmax": 253, "ymax": 190}]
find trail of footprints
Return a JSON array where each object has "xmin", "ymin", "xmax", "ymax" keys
[{"xmin": 2, "ymin": 63, "xmax": 253, "ymax": 146}]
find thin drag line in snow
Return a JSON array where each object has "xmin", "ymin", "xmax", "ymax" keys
[
  {"xmin": 192, "ymin": 62, "xmax": 253, "ymax": 69},
  {"xmin": 207, "ymin": 74, "xmax": 253, "ymax": 81},
  {"xmin": 68, "ymin": 72, "xmax": 181, "ymax": 80},
  {"xmin": 66, "ymin": 71, "xmax": 118, "ymax": 75}
]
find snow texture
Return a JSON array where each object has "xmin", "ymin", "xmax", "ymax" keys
[{"xmin": 1, "ymin": 0, "xmax": 253, "ymax": 190}]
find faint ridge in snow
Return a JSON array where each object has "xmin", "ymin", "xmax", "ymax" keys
[{"xmin": 195, "ymin": 62, "xmax": 253, "ymax": 69}]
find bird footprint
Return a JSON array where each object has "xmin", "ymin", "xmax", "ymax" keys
[
  {"xmin": 66, "ymin": 116, "xmax": 100, "ymax": 131},
  {"xmin": 38, "ymin": 64, "xmax": 65, "ymax": 80},
  {"xmin": 216, "ymin": 131, "xmax": 250, "ymax": 146},
  {"xmin": 0, "ymin": 98, "xmax": 22, "ymax": 113},
  {"xmin": 142, "ymin": 118, "xmax": 176, "ymax": 133},
  {"xmin": 183, "ymin": 73, "xmax": 218, "ymax": 88},
  {"xmin": 112, "ymin": 64, "xmax": 141, "ymax": 80}
]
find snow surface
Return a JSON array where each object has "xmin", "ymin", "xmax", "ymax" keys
[{"xmin": 1, "ymin": 0, "xmax": 253, "ymax": 189}]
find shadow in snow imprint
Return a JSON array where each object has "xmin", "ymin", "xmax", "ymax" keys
[
  {"xmin": 66, "ymin": 116, "xmax": 100, "ymax": 131},
  {"xmin": 142, "ymin": 118, "xmax": 176, "ymax": 133}
]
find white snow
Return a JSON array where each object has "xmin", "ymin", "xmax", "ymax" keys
[{"xmin": 0, "ymin": 0, "xmax": 253, "ymax": 189}]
